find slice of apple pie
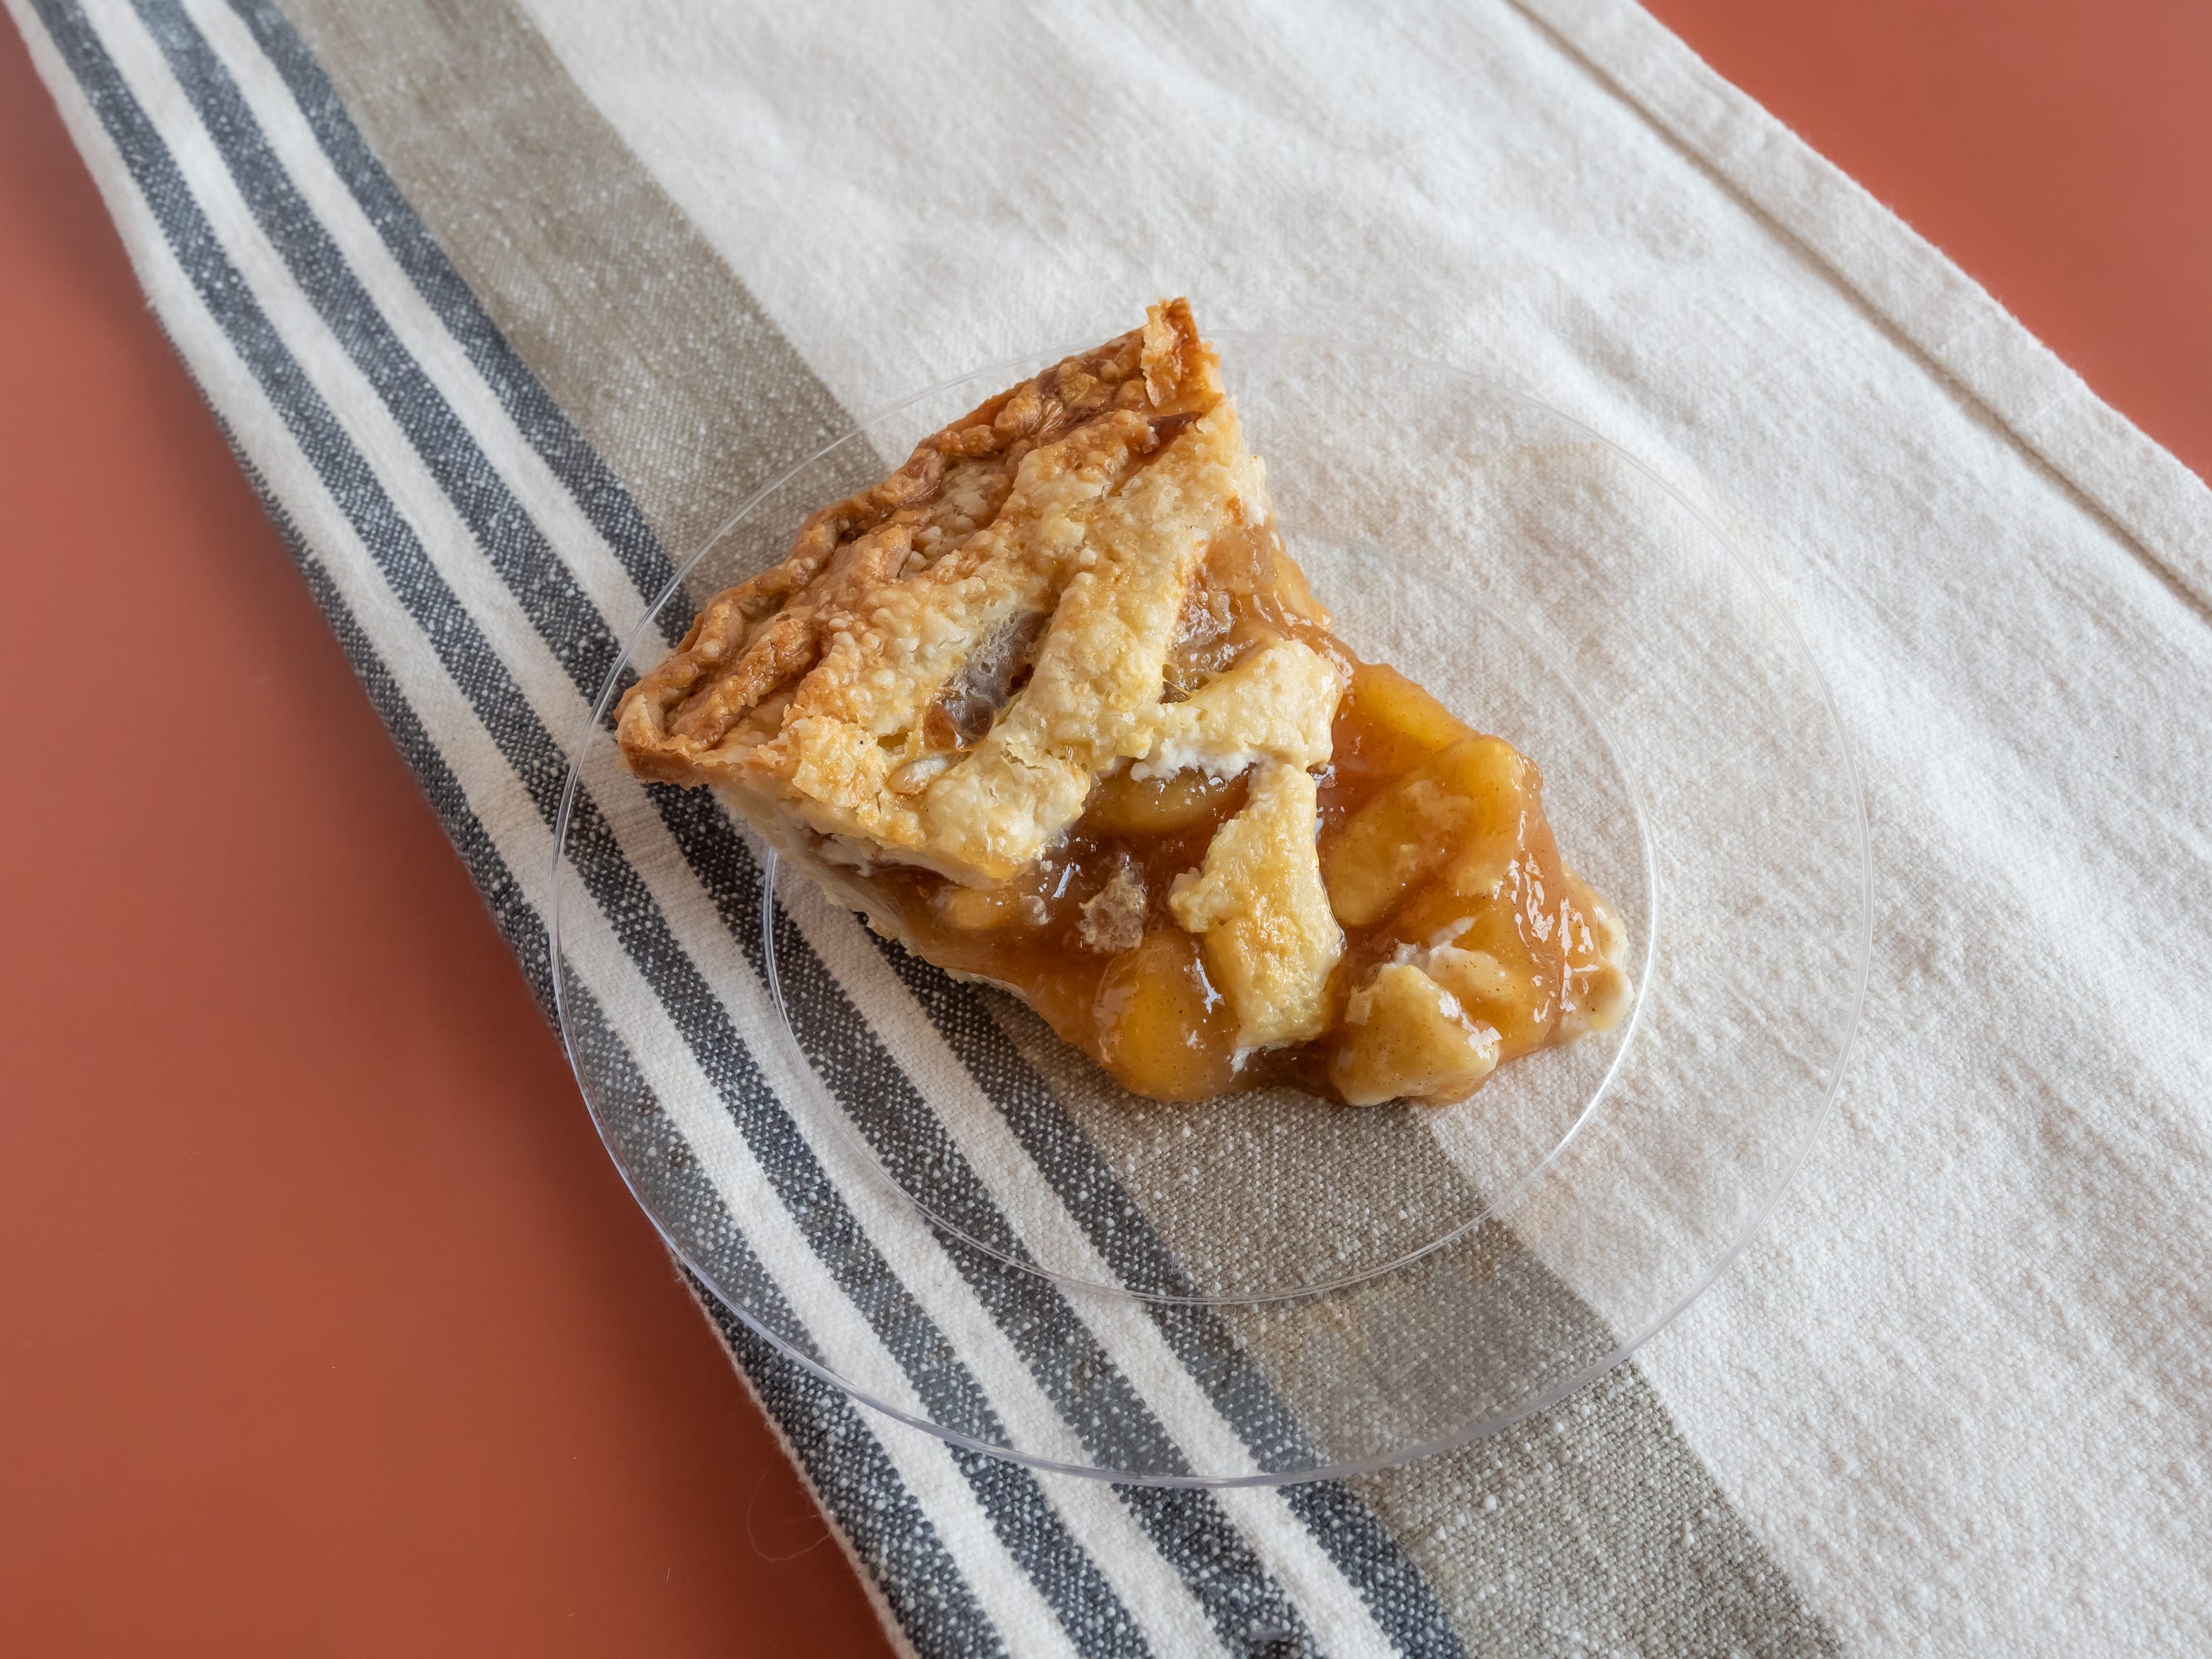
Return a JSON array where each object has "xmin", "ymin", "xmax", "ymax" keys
[{"xmin": 617, "ymin": 300, "xmax": 1629, "ymax": 1105}]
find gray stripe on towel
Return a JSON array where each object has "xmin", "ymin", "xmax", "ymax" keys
[{"xmin": 275, "ymin": 0, "xmax": 853, "ymax": 564}]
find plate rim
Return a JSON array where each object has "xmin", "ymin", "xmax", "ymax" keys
[{"xmin": 545, "ymin": 330, "xmax": 1874, "ymax": 1484}]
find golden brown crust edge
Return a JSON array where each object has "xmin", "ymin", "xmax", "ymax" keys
[{"xmin": 615, "ymin": 299, "xmax": 1219, "ymax": 789}]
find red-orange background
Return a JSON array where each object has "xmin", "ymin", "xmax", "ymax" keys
[{"xmin": 2, "ymin": 5, "xmax": 2205, "ymax": 1654}]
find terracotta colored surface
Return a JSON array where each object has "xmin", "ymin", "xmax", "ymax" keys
[{"xmin": 0, "ymin": 5, "xmax": 2203, "ymax": 1655}]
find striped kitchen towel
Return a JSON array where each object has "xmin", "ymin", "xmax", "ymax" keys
[{"xmin": 13, "ymin": 1, "xmax": 2209, "ymax": 1655}]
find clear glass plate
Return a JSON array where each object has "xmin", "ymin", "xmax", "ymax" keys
[{"xmin": 549, "ymin": 334, "xmax": 1870, "ymax": 1485}]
